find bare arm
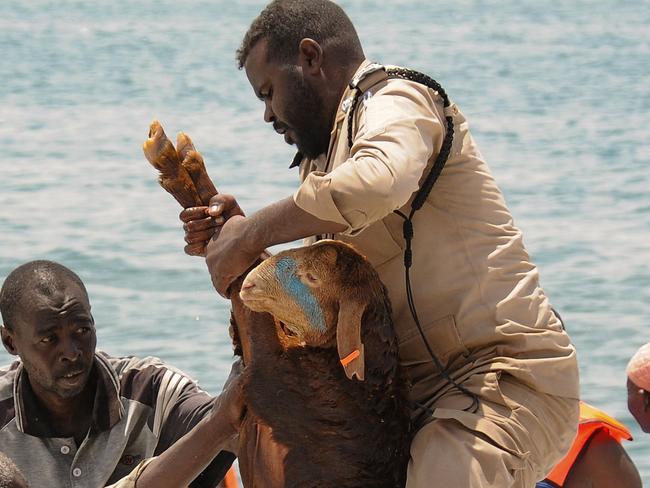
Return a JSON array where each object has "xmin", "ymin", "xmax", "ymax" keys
[
  {"xmin": 239, "ymin": 196, "xmax": 346, "ymax": 250},
  {"xmin": 565, "ymin": 429, "xmax": 642, "ymax": 488},
  {"xmin": 136, "ymin": 413, "xmax": 233, "ymax": 487},
  {"xmin": 136, "ymin": 363, "xmax": 244, "ymax": 488},
  {"xmin": 204, "ymin": 196, "xmax": 346, "ymax": 296}
]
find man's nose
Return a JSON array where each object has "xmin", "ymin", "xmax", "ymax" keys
[
  {"xmin": 264, "ymin": 101, "xmax": 275, "ymax": 124},
  {"xmin": 59, "ymin": 337, "xmax": 81, "ymax": 362}
]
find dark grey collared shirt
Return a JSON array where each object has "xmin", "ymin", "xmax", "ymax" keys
[{"xmin": 0, "ymin": 351, "xmax": 234, "ymax": 487}]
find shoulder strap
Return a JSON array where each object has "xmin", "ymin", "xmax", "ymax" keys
[
  {"xmin": 347, "ymin": 66, "xmax": 480, "ymax": 414},
  {"xmin": 346, "ymin": 65, "xmax": 454, "ymax": 215}
]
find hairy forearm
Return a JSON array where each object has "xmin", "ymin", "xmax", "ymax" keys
[
  {"xmin": 136, "ymin": 411, "xmax": 235, "ymax": 487},
  {"xmin": 203, "ymin": 196, "xmax": 347, "ymax": 296},
  {"xmin": 246, "ymin": 196, "xmax": 347, "ymax": 251}
]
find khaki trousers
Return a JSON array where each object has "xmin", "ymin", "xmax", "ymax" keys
[{"xmin": 406, "ymin": 372, "xmax": 579, "ymax": 487}]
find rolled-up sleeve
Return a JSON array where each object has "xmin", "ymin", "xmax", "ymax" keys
[{"xmin": 294, "ymin": 80, "xmax": 446, "ymax": 235}]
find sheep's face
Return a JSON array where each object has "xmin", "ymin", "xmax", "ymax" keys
[
  {"xmin": 240, "ymin": 240, "xmax": 374, "ymax": 380},
  {"xmin": 239, "ymin": 243, "xmax": 341, "ymax": 346}
]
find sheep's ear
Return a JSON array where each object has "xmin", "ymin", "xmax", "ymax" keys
[{"xmin": 336, "ymin": 299, "xmax": 366, "ymax": 381}]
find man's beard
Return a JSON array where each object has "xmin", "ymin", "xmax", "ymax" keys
[{"xmin": 282, "ymin": 70, "xmax": 332, "ymax": 160}]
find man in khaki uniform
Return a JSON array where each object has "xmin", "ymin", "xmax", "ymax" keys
[{"xmin": 182, "ymin": 0, "xmax": 580, "ymax": 485}]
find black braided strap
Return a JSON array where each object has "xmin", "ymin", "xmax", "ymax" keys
[
  {"xmin": 384, "ymin": 68, "xmax": 453, "ymax": 214},
  {"xmin": 347, "ymin": 88, "xmax": 365, "ymax": 151},
  {"xmin": 346, "ymin": 67, "xmax": 454, "ymax": 215},
  {"xmin": 412, "ymin": 115, "xmax": 453, "ymax": 213},
  {"xmin": 346, "ymin": 68, "xmax": 480, "ymax": 414},
  {"xmin": 385, "ymin": 67, "xmax": 451, "ymax": 107}
]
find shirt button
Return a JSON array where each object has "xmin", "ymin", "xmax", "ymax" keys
[
  {"xmin": 72, "ymin": 468, "xmax": 82, "ymax": 477},
  {"xmin": 60, "ymin": 445, "xmax": 70, "ymax": 455}
]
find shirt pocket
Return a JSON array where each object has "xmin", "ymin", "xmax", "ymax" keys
[{"xmin": 398, "ymin": 314, "xmax": 469, "ymax": 370}]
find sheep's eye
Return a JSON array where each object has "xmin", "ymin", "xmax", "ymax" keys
[{"xmin": 302, "ymin": 272, "xmax": 320, "ymax": 285}]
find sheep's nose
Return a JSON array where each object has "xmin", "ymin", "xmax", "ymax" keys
[
  {"xmin": 241, "ymin": 274, "xmax": 259, "ymax": 292},
  {"xmin": 241, "ymin": 280, "xmax": 256, "ymax": 291}
]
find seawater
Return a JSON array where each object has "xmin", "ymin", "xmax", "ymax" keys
[{"xmin": 1, "ymin": 0, "xmax": 648, "ymax": 483}]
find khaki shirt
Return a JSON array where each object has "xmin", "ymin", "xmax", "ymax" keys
[{"xmin": 294, "ymin": 61, "xmax": 579, "ymax": 410}]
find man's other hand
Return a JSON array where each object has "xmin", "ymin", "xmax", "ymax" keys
[
  {"xmin": 180, "ymin": 194, "xmax": 245, "ymax": 257},
  {"xmin": 213, "ymin": 359, "xmax": 246, "ymax": 437}
]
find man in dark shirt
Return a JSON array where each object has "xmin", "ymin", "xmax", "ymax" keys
[{"xmin": 0, "ymin": 260, "xmax": 238, "ymax": 487}]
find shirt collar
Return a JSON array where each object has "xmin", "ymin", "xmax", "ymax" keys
[
  {"xmin": 288, "ymin": 151, "xmax": 304, "ymax": 169},
  {"xmin": 333, "ymin": 59, "xmax": 378, "ymax": 124},
  {"xmin": 13, "ymin": 352, "xmax": 124, "ymax": 437}
]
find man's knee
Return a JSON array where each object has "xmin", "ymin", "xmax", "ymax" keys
[
  {"xmin": 406, "ymin": 419, "xmax": 532, "ymax": 488},
  {"xmin": 508, "ymin": 385, "xmax": 579, "ymax": 477},
  {"xmin": 405, "ymin": 374, "xmax": 579, "ymax": 488}
]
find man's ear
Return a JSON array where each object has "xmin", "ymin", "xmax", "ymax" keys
[
  {"xmin": 1, "ymin": 326, "xmax": 18, "ymax": 356},
  {"xmin": 298, "ymin": 38, "xmax": 323, "ymax": 75}
]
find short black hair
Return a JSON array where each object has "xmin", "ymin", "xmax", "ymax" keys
[
  {"xmin": 237, "ymin": 0, "xmax": 364, "ymax": 69},
  {"xmin": 0, "ymin": 452, "xmax": 27, "ymax": 488},
  {"xmin": 0, "ymin": 260, "xmax": 87, "ymax": 331}
]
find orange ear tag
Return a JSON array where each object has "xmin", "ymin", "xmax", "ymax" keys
[{"xmin": 340, "ymin": 349, "xmax": 361, "ymax": 367}]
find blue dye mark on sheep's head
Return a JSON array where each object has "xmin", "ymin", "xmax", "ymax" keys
[{"xmin": 274, "ymin": 257, "xmax": 326, "ymax": 332}]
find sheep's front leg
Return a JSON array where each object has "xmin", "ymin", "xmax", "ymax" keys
[
  {"xmin": 230, "ymin": 284, "xmax": 292, "ymax": 487},
  {"xmin": 231, "ymin": 289, "xmax": 332, "ymax": 437}
]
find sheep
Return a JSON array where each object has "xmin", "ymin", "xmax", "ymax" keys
[
  {"xmin": 142, "ymin": 122, "xmax": 303, "ymax": 484},
  {"xmin": 231, "ymin": 240, "xmax": 411, "ymax": 488},
  {"xmin": 140, "ymin": 124, "xmax": 410, "ymax": 486}
]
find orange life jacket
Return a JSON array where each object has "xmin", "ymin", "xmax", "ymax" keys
[
  {"xmin": 222, "ymin": 466, "xmax": 239, "ymax": 488},
  {"xmin": 544, "ymin": 401, "xmax": 633, "ymax": 486}
]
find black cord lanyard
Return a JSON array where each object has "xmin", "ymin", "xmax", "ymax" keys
[{"xmin": 347, "ymin": 66, "xmax": 480, "ymax": 414}]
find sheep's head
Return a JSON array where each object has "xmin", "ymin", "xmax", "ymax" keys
[{"xmin": 240, "ymin": 240, "xmax": 382, "ymax": 381}]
